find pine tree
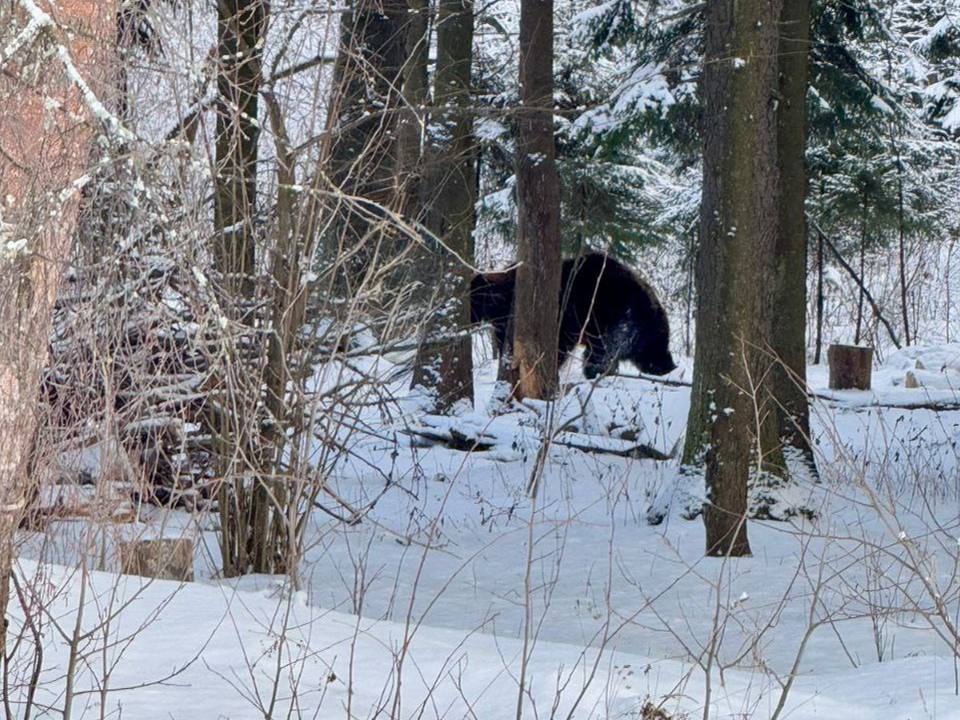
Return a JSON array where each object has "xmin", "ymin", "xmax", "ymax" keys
[
  {"xmin": 324, "ymin": 0, "xmax": 408, "ymax": 289},
  {"xmin": 568, "ymin": 0, "xmax": 960, "ymax": 270},
  {"xmin": 473, "ymin": 0, "xmax": 697, "ymax": 264},
  {"xmin": 772, "ymin": 0, "xmax": 816, "ymax": 469},
  {"xmin": 689, "ymin": 0, "xmax": 784, "ymax": 556},
  {"xmin": 512, "ymin": 0, "xmax": 563, "ymax": 399}
]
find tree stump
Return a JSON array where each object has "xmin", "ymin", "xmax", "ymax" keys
[
  {"xmin": 120, "ymin": 538, "xmax": 194, "ymax": 581},
  {"xmin": 827, "ymin": 344, "xmax": 873, "ymax": 390}
]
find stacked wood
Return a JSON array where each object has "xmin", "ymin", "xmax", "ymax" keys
[{"xmin": 42, "ymin": 229, "xmax": 219, "ymax": 507}]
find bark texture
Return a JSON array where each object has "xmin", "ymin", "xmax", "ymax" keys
[
  {"xmin": 324, "ymin": 0, "xmax": 408, "ymax": 288},
  {"xmin": 682, "ymin": 0, "xmax": 784, "ymax": 556},
  {"xmin": 512, "ymin": 0, "xmax": 562, "ymax": 400},
  {"xmin": 828, "ymin": 344, "xmax": 873, "ymax": 390},
  {"xmin": 771, "ymin": 0, "xmax": 815, "ymax": 463},
  {"xmin": 395, "ymin": 0, "xmax": 429, "ymax": 192},
  {"xmin": 410, "ymin": 0, "xmax": 477, "ymax": 411},
  {"xmin": 212, "ymin": 0, "xmax": 275, "ymax": 577},
  {"xmin": 0, "ymin": 0, "xmax": 116, "ymax": 654},
  {"xmin": 215, "ymin": 0, "xmax": 267, "ymax": 302}
]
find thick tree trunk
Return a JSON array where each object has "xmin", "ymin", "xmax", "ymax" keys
[
  {"xmin": 512, "ymin": 0, "xmax": 562, "ymax": 400},
  {"xmin": 324, "ymin": 0, "xmax": 408, "ymax": 288},
  {"xmin": 393, "ymin": 0, "xmax": 429, "ymax": 331},
  {"xmin": 395, "ymin": 0, "xmax": 429, "ymax": 193},
  {"xmin": 0, "ymin": 0, "xmax": 115, "ymax": 656},
  {"xmin": 771, "ymin": 0, "xmax": 815, "ymax": 465},
  {"xmin": 410, "ymin": 0, "xmax": 477, "ymax": 411},
  {"xmin": 682, "ymin": 0, "xmax": 783, "ymax": 557}
]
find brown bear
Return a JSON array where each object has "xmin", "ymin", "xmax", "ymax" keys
[{"xmin": 470, "ymin": 253, "xmax": 676, "ymax": 379}]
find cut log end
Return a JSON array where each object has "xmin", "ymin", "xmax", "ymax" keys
[
  {"xmin": 120, "ymin": 538, "xmax": 194, "ymax": 582},
  {"xmin": 827, "ymin": 344, "xmax": 873, "ymax": 390}
]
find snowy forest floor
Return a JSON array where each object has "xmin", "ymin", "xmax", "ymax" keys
[{"xmin": 11, "ymin": 346, "xmax": 960, "ymax": 719}]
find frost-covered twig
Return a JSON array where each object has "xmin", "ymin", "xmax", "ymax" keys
[{"xmin": 13, "ymin": 0, "xmax": 135, "ymax": 143}]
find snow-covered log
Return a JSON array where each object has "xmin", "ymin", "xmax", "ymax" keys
[{"xmin": 403, "ymin": 415, "xmax": 671, "ymax": 460}]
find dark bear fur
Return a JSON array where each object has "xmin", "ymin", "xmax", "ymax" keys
[{"xmin": 470, "ymin": 253, "xmax": 676, "ymax": 378}]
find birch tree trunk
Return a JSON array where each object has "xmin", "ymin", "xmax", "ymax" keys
[
  {"xmin": 0, "ymin": 0, "xmax": 115, "ymax": 652},
  {"xmin": 682, "ymin": 0, "xmax": 783, "ymax": 556},
  {"xmin": 513, "ymin": 0, "xmax": 561, "ymax": 400}
]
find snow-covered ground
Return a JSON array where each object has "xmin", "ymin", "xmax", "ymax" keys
[{"xmin": 11, "ymin": 346, "xmax": 960, "ymax": 719}]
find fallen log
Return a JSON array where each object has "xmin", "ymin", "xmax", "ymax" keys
[
  {"xmin": 403, "ymin": 425, "xmax": 497, "ymax": 452},
  {"xmin": 551, "ymin": 432, "xmax": 672, "ymax": 460},
  {"xmin": 403, "ymin": 422, "xmax": 672, "ymax": 461},
  {"xmin": 609, "ymin": 370, "xmax": 692, "ymax": 387},
  {"xmin": 813, "ymin": 393, "xmax": 960, "ymax": 412}
]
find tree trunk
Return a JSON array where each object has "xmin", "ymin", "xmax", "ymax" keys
[
  {"xmin": 323, "ymin": 0, "xmax": 408, "ymax": 288},
  {"xmin": 855, "ymin": 200, "xmax": 867, "ymax": 344},
  {"xmin": 895, "ymin": 140, "xmax": 910, "ymax": 346},
  {"xmin": 685, "ymin": 224, "xmax": 697, "ymax": 357},
  {"xmin": 512, "ymin": 0, "xmax": 562, "ymax": 400},
  {"xmin": 410, "ymin": 0, "xmax": 477, "ymax": 411},
  {"xmin": 0, "ymin": 0, "xmax": 115, "ymax": 656},
  {"xmin": 395, "ymin": 0, "xmax": 429, "ymax": 194},
  {"xmin": 213, "ymin": 0, "xmax": 272, "ymax": 577},
  {"xmin": 770, "ymin": 0, "xmax": 815, "ymax": 465},
  {"xmin": 215, "ymin": 0, "xmax": 267, "ymax": 303},
  {"xmin": 814, "ymin": 228, "xmax": 824, "ymax": 364},
  {"xmin": 682, "ymin": 0, "xmax": 784, "ymax": 557}
]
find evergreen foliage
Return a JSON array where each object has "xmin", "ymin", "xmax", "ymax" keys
[{"xmin": 474, "ymin": 0, "xmax": 960, "ymax": 264}]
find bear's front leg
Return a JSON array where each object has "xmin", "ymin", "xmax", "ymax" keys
[
  {"xmin": 583, "ymin": 346, "xmax": 609, "ymax": 379},
  {"xmin": 584, "ymin": 339, "xmax": 624, "ymax": 379}
]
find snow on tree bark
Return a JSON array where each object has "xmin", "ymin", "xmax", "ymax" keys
[
  {"xmin": 682, "ymin": 0, "xmax": 784, "ymax": 557},
  {"xmin": 0, "ymin": 0, "xmax": 116, "ymax": 656}
]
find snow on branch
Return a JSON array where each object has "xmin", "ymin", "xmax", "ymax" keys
[
  {"xmin": 9, "ymin": 0, "xmax": 135, "ymax": 143},
  {"xmin": 0, "ymin": 12, "xmax": 45, "ymax": 65}
]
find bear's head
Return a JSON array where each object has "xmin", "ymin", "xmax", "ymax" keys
[
  {"xmin": 638, "ymin": 343, "xmax": 677, "ymax": 376},
  {"xmin": 633, "ymin": 304, "xmax": 677, "ymax": 376}
]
